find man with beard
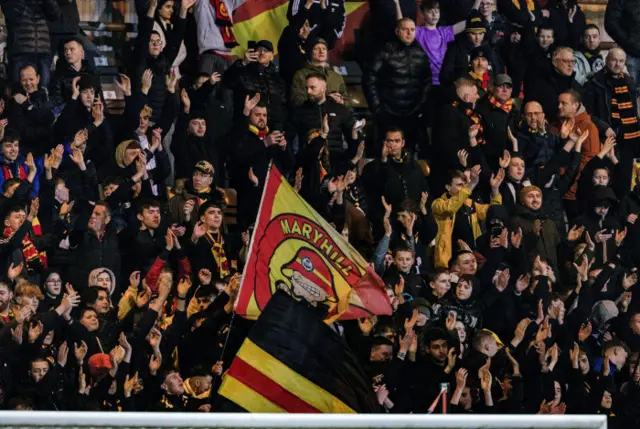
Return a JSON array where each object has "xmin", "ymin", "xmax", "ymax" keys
[
  {"xmin": 556, "ymin": 89, "xmax": 601, "ymax": 221},
  {"xmin": 222, "ymin": 40, "xmax": 287, "ymax": 130},
  {"xmin": 291, "ymin": 73, "xmax": 359, "ymax": 170},
  {"xmin": 403, "ymin": 327, "xmax": 458, "ymax": 413},
  {"xmin": 510, "ymin": 185, "xmax": 561, "ymax": 270},
  {"xmin": 230, "ymin": 94, "xmax": 294, "ymax": 228},
  {"xmin": 0, "ymin": 282, "xmax": 13, "ymax": 324}
]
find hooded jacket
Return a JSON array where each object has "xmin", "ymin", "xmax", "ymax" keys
[{"xmin": 432, "ymin": 187, "xmax": 502, "ymax": 268}]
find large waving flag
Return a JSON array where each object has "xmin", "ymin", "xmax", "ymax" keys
[
  {"xmin": 230, "ymin": 0, "xmax": 368, "ymax": 59},
  {"xmin": 217, "ymin": 291, "xmax": 380, "ymax": 413},
  {"xmin": 235, "ymin": 165, "xmax": 391, "ymax": 323}
]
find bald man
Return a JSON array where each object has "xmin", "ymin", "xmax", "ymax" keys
[
  {"xmin": 583, "ymin": 47, "xmax": 640, "ymax": 191},
  {"xmin": 583, "ymin": 48, "xmax": 639, "ymax": 146},
  {"xmin": 514, "ymin": 101, "xmax": 565, "ymax": 174}
]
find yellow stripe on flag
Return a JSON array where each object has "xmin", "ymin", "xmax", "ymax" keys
[
  {"xmin": 232, "ymin": 2, "xmax": 366, "ymax": 56},
  {"xmin": 237, "ymin": 339, "xmax": 356, "ymax": 414},
  {"xmin": 219, "ymin": 375, "xmax": 287, "ymax": 413}
]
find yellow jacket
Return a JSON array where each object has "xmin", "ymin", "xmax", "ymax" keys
[{"xmin": 432, "ymin": 187, "xmax": 502, "ymax": 268}]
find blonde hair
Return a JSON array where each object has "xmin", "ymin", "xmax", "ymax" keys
[{"xmin": 140, "ymin": 105, "xmax": 153, "ymax": 119}]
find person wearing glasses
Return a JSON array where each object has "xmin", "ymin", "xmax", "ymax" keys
[
  {"xmin": 524, "ymin": 46, "xmax": 582, "ymax": 123},
  {"xmin": 131, "ymin": 0, "xmax": 192, "ymax": 123}
]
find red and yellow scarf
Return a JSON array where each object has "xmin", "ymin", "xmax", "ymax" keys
[
  {"xmin": 249, "ymin": 124, "xmax": 269, "ymax": 140},
  {"xmin": 488, "ymin": 95, "xmax": 513, "ymax": 114},
  {"xmin": 3, "ymin": 218, "xmax": 47, "ymax": 273},
  {"xmin": 2, "ymin": 164, "xmax": 27, "ymax": 181},
  {"xmin": 205, "ymin": 231, "xmax": 229, "ymax": 278},
  {"xmin": 209, "ymin": 0, "xmax": 238, "ymax": 48},
  {"xmin": 452, "ymin": 100, "xmax": 485, "ymax": 145}
]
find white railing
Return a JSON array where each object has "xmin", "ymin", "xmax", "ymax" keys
[{"xmin": 0, "ymin": 412, "xmax": 607, "ymax": 429}]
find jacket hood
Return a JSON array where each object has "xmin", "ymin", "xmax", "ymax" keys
[
  {"xmin": 115, "ymin": 140, "xmax": 138, "ymax": 169},
  {"xmin": 590, "ymin": 300, "xmax": 619, "ymax": 333},
  {"xmin": 589, "ymin": 185, "xmax": 617, "ymax": 208},
  {"xmin": 486, "ymin": 204, "xmax": 509, "ymax": 227},
  {"xmin": 87, "ymin": 267, "xmax": 116, "ymax": 296}
]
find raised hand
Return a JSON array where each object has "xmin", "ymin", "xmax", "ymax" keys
[
  {"xmin": 243, "ymin": 93, "xmax": 261, "ymax": 115},
  {"xmin": 141, "ymin": 69, "xmax": 154, "ymax": 94},
  {"xmin": 198, "ymin": 269, "xmax": 212, "ymax": 285},
  {"xmin": 498, "ymin": 150, "xmax": 511, "ymax": 169},
  {"xmin": 74, "ymin": 341, "xmax": 88, "ymax": 363},
  {"xmin": 115, "ymin": 74, "xmax": 132, "ymax": 97}
]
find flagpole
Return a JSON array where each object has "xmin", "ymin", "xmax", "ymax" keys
[{"xmin": 233, "ymin": 161, "xmax": 275, "ymax": 312}]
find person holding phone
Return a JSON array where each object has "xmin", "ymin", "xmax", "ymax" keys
[{"xmin": 222, "ymin": 39, "xmax": 287, "ymax": 131}]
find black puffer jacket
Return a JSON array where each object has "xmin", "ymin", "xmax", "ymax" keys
[
  {"xmin": 222, "ymin": 60, "xmax": 287, "ymax": 130},
  {"xmin": 1, "ymin": 0, "xmax": 61, "ymax": 56},
  {"xmin": 363, "ymin": 38, "xmax": 432, "ymax": 117},
  {"xmin": 605, "ymin": 0, "xmax": 640, "ymax": 57}
]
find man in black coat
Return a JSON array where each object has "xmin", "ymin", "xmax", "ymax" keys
[
  {"xmin": 290, "ymin": 73, "xmax": 358, "ymax": 170},
  {"xmin": 476, "ymin": 74, "xmax": 520, "ymax": 170},
  {"xmin": 171, "ymin": 105, "xmax": 218, "ymax": 181},
  {"xmin": 1, "ymin": 0, "xmax": 61, "ymax": 86},
  {"xmin": 363, "ymin": 17, "xmax": 432, "ymax": 157},
  {"xmin": 523, "ymin": 46, "xmax": 582, "ymax": 124},
  {"xmin": 49, "ymin": 37, "xmax": 100, "ymax": 106},
  {"xmin": 222, "ymin": 40, "xmax": 287, "ymax": 131},
  {"xmin": 228, "ymin": 94, "xmax": 295, "ymax": 229},
  {"xmin": 605, "ymin": 0, "xmax": 640, "ymax": 92},
  {"xmin": 6, "ymin": 64, "xmax": 55, "ymax": 156}
]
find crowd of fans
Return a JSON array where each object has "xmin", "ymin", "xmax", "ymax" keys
[{"xmin": 0, "ymin": 0, "xmax": 638, "ymax": 424}]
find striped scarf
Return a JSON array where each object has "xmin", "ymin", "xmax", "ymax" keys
[
  {"xmin": 488, "ymin": 95, "xmax": 513, "ymax": 114},
  {"xmin": 209, "ymin": 0, "xmax": 238, "ymax": 48},
  {"xmin": 3, "ymin": 218, "xmax": 47, "ymax": 273},
  {"xmin": 2, "ymin": 163, "xmax": 27, "ymax": 181},
  {"xmin": 249, "ymin": 124, "xmax": 269, "ymax": 140},
  {"xmin": 610, "ymin": 74, "xmax": 640, "ymax": 141},
  {"xmin": 205, "ymin": 231, "xmax": 229, "ymax": 278},
  {"xmin": 452, "ymin": 100, "xmax": 485, "ymax": 145}
]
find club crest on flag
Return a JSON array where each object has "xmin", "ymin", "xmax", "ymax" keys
[{"xmin": 235, "ymin": 165, "xmax": 392, "ymax": 323}]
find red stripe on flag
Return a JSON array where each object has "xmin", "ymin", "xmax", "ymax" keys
[
  {"xmin": 227, "ymin": 357, "xmax": 322, "ymax": 413},
  {"xmin": 234, "ymin": 0, "xmax": 288, "ymax": 23}
]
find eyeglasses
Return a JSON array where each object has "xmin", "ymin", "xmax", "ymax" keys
[
  {"xmin": 149, "ymin": 40, "xmax": 163, "ymax": 46},
  {"xmin": 557, "ymin": 58, "xmax": 576, "ymax": 65}
]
